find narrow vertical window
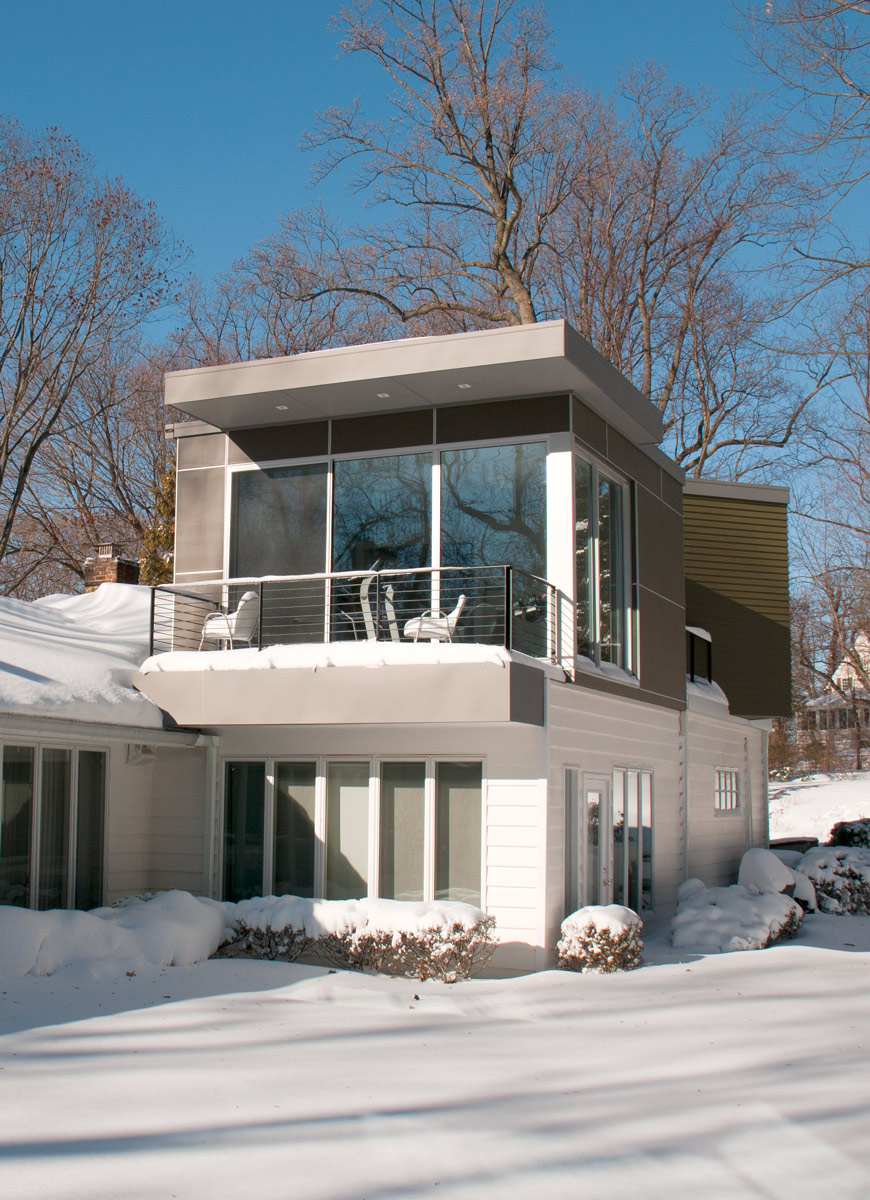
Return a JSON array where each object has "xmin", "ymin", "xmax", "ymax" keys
[
  {"xmin": 613, "ymin": 767, "xmax": 653, "ymax": 912},
  {"xmin": 326, "ymin": 761, "xmax": 370, "ymax": 900},
  {"xmin": 1, "ymin": 746, "xmax": 34, "ymax": 908},
  {"xmin": 574, "ymin": 458, "xmax": 593, "ymax": 657},
  {"xmin": 38, "ymin": 748, "xmax": 71, "ymax": 910},
  {"xmin": 75, "ymin": 751, "xmax": 106, "ymax": 910},
  {"xmin": 379, "ymin": 761, "xmax": 426, "ymax": 901},
  {"xmin": 434, "ymin": 762, "xmax": 482, "ymax": 906},
  {"xmin": 223, "ymin": 762, "xmax": 266, "ymax": 902},
  {"xmin": 274, "ymin": 762, "xmax": 317, "ymax": 897},
  {"xmin": 598, "ymin": 475, "xmax": 625, "ymax": 665}
]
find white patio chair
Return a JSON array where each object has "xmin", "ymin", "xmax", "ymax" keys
[
  {"xmin": 402, "ymin": 594, "xmax": 467, "ymax": 643},
  {"xmin": 198, "ymin": 590, "xmax": 260, "ymax": 650}
]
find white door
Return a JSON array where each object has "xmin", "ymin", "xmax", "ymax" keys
[{"xmin": 565, "ymin": 770, "xmax": 613, "ymax": 911}]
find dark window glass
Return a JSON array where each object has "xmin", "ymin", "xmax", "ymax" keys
[
  {"xmin": 441, "ymin": 443, "xmax": 547, "ymax": 575},
  {"xmin": 75, "ymin": 751, "xmax": 106, "ymax": 910},
  {"xmin": 231, "ymin": 463, "xmax": 327, "ymax": 577},
  {"xmin": 39, "ymin": 748, "xmax": 71, "ymax": 910},
  {"xmin": 274, "ymin": 762, "xmax": 317, "ymax": 898},
  {"xmin": 0, "ymin": 746, "xmax": 34, "ymax": 907},
  {"xmin": 599, "ymin": 475, "xmax": 625, "ymax": 665},
  {"xmin": 326, "ymin": 762, "xmax": 369, "ymax": 900},
  {"xmin": 379, "ymin": 762, "xmax": 425, "ymax": 902},
  {"xmin": 332, "ymin": 454, "xmax": 432, "ymax": 572},
  {"xmin": 574, "ymin": 458, "xmax": 593, "ymax": 657},
  {"xmin": 435, "ymin": 762, "xmax": 482, "ymax": 906},
  {"xmin": 223, "ymin": 762, "xmax": 265, "ymax": 902}
]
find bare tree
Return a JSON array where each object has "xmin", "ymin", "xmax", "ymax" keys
[{"xmin": 0, "ymin": 118, "xmax": 183, "ymax": 576}]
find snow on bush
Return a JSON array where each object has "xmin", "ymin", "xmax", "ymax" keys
[
  {"xmin": 557, "ymin": 905, "xmax": 643, "ymax": 973},
  {"xmin": 671, "ymin": 878, "xmax": 802, "ymax": 953},
  {"xmin": 0, "ymin": 891, "xmax": 224, "ymax": 978},
  {"xmin": 738, "ymin": 848, "xmax": 795, "ymax": 896},
  {"xmin": 798, "ymin": 845, "xmax": 870, "ymax": 914},
  {"xmin": 828, "ymin": 818, "xmax": 870, "ymax": 849},
  {"xmin": 221, "ymin": 896, "xmax": 497, "ymax": 982}
]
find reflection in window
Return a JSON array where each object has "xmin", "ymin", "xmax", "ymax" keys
[
  {"xmin": 599, "ymin": 476, "xmax": 625, "ymax": 665},
  {"xmin": 574, "ymin": 456, "xmax": 628, "ymax": 668},
  {"xmin": 231, "ymin": 463, "xmax": 327, "ymax": 577},
  {"xmin": 274, "ymin": 762, "xmax": 317, "ymax": 897},
  {"xmin": 326, "ymin": 761, "xmax": 369, "ymax": 900},
  {"xmin": 612, "ymin": 769, "xmax": 653, "ymax": 911},
  {"xmin": 574, "ymin": 459, "xmax": 592, "ymax": 657},
  {"xmin": 332, "ymin": 454, "xmax": 431, "ymax": 572},
  {"xmin": 379, "ymin": 761, "xmax": 426, "ymax": 902},
  {"xmin": 0, "ymin": 746, "xmax": 34, "ymax": 908},
  {"xmin": 38, "ymin": 748, "xmax": 71, "ymax": 910},
  {"xmin": 223, "ymin": 762, "xmax": 265, "ymax": 902},
  {"xmin": 75, "ymin": 751, "xmax": 106, "ymax": 910},
  {"xmin": 441, "ymin": 443, "xmax": 547, "ymax": 575},
  {"xmin": 435, "ymin": 761, "xmax": 482, "ymax": 906}
]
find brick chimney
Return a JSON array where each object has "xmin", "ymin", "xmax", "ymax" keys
[{"xmin": 83, "ymin": 542, "xmax": 140, "ymax": 592}]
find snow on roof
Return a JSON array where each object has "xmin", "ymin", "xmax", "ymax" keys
[{"xmin": 0, "ymin": 583, "xmax": 164, "ymax": 729}]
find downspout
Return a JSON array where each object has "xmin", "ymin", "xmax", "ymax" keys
[
  {"xmin": 744, "ymin": 735, "xmax": 754, "ymax": 851},
  {"xmin": 680, "ymin": 708, "xmax": 690, "ymax": 880}
]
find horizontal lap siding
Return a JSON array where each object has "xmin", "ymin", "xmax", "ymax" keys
[
  {"xmin": 545, "ymin": 680, "xmax": 684, "ymax": 944},
  {"xmin": 106, "ymin": 748, "xmax": 153, "ymax": 903},
  {"xmin": 148, "ymin": 747, "xmax": 209, "ymax": 896},
  {"xmin": 686, "ymin": 709, "xmax": 767, "ymax": 886}
]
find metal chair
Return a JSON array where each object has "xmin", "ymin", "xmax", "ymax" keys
[
  {"xmin": 403, "ymin": 594, "xmax": 467, "ymax": 643},
  {"xmin": 198, "ymin": 590, "xmax": 259, "ymax": 650}
]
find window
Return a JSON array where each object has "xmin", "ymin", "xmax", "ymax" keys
[
  {"xmin": 714, "ymin": 769, "xmax": 740, "ymax": 812},
  {"xmin": 332, "ymin": 454, "xmax": 431, "ymax": 572},
  {"xmin": 0, "ymin": 743, "xmax": 106, "ymax": 910},
  {"xmin": 575, "ymin": 456, "xmax": 630, "ymax": 668},
  {"xmin": 565, "ymin": 766, "xmax": 652, "ymax": 915},
  {"xmin": 222, "ymin": 757, "xmax": 483, "ymax": 905}
]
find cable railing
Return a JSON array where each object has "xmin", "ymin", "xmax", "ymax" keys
[{"xmin": 148, "ymin": 564, "xmax": 567, "ymax": 662}]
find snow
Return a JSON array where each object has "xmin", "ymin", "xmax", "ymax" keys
[
  {"xmin": 139, "ymin": 638, "xmax": 566, "ymax": 679},
  {"xmin": 0, "ymin": 582, "xmax": 163, "ymax": 728},
  {"xmin": 231, "ymin": 895, "xmax": 488, "ymax": 940},
  {"xmin": 738, "ymin": 847, "xmax": 795, "ymax": 895},
  {"xmin": 672, "ymin": 878, "xmax": 800, "ymax": 952},
  {"xmin": 2, "ymin": 915, "xmax": 870, "ymax": 1197},
  {"xmin": 561, "ymin": 904, "xmax": 640, "ymax": 937},
  {"xmin": 769, "ymin": 772, "xmax": 870, "ymax": 844}
]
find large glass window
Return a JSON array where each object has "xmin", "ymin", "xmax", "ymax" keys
[
  {"xmin": 379, "ymin": 761, "xmax": 426, "ymax": 902},
  {"xmin": 435, "ymin": 761, "xmax": 482, "ymax": 906},
  {"xmin": 231, "ymin": 463, "xmax": 328, "ymax": 578},
  {"xmin": 332, "ymin": 454, "xmax": 431, "ymax": 572},
  {"xmin": 274, "ymin": 761, "xmax": 317, "ymax": 897},
  {"xmin": 575, "ymin": 456, "xmax": 629, "ymax": 668},
  {"xmin": 441, "ymin": 443, "xmax": 547, "ymax": 575},
  {"xmin": 326, "ymin": 761, "xmax": 370, "ymax": 900},
  {"xmin": 38, "ymin": 748, "xmax": 71, "ymax": 910},
  {"xmin": 75, "ymin": 751, "xmax": 106, "ymax": 910},
  {"xmin": 223, "ymin": 762, "xmax": 266, "ymax": 902},
  {"xmin": 0, "ymin": 746, "xmax": 34, "ymax": 907}
]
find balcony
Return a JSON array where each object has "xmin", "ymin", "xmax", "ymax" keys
[{"xmin": 148, "ymin": 564, "xmax": 569, "ymax": 664}]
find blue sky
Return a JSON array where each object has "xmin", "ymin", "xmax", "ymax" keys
[{"xmin": 2, "ymin": 1, "xmax": 759, "ymax": 285}]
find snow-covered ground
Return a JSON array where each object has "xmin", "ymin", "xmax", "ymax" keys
[
  {"xmin": 0, "ymin": 912, "xmax": 868, "ymax": 1198},
  {"xmin": 769, "ymin": 771, "xmax": 870, "ymax": 843}
]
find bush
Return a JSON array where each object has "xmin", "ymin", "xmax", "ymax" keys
[
  {"xmin": 828, "ymin": 819, "xmax": 870, "ymax": 849},
  {"xmin": 558, "ymin": 906, "xmax": 643, "ymax": 973},
  {"xmin": 671, "ymin": 878, "xmax": 803, "ymax": 952},
  {"xmin": 218, "ymin": 897, "xmax": 497, "ymax": 982},
  {"xmin": 799, "ymin": 846, "xmax": 870, "ymax": 914}
]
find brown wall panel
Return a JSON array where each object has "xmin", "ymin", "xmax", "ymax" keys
[
  {"xmin": 332, "ymin": 408, "xmax": 434, "ymax": 455},
  {"xmin": 436, "ymin": 394, "xmax": 569, "ymax": 443},
  {"xmin": 661, "ymin": 470, "xmax": 683, "ymax": 514},
  {"xmin": 228, "ymin": 422, "xmax": 329, "ymax": 464},
  {"xmin": 177, "ymin": 433, "xmax": 227, "ymax": 469},
  {"xmin": 174, "ymin": 467, "xmax": 226, "ymax": 577},
  {"xmin": 636, "ymin": 487, "xmax": 685, "ymax": 606},
  {"xmin": 606, "ymin": 428, "xmax": 662, "ymax": 495},
  {"xmin": 683, "ymin": 494, "xmax": 790, "ymax": 717},
  {"xmin": 637, "ymin": 587, "xmax": 688, "ymax": 704},
  {"xmin": 571, "ymin": 398, "xmax": 607, "ymax": 456}
]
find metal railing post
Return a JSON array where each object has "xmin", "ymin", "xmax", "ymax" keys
[
  {"xmin": 504, "ymin": 566, "xmax": 512, "ymax": 650},
  {"xmin": 258, "ymin": 582, "xmax": 264, "ymax": 650},
  {"xmin": 149, "ymin": 587, "xmax": 156, "ymax": 656}
]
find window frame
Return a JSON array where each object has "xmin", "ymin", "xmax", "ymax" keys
[
  {"xmin": 573, "ymin": 452, "xmax": 634, "ymax": 671},
  {"xmin": 0, "ymin": 739, "xmax": 108, "ymax": 910},
  {"xmin": 218, "ymin": 754, "xmax": 485, "ymax": 907},
  {"xmin": 714, "ymin": 767, "xmax": 740, "ymax": 813}
]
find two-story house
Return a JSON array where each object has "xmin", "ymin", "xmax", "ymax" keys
[{"xmin": 126, "ymin": 320, "xmax": 789, "ymax": 972}]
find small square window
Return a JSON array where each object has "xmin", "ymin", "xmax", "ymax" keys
[{"xmin": 714, "ymin": 769, "xmax": 740, "ymax": 812}]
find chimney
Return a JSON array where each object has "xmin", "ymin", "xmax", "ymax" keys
[{"xmin": 83, "ymin": 542, "xmax": 140, "ymax": 592}]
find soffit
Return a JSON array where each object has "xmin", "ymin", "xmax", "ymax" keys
[{"xmin": 165, "ymin": 321, "xmax": 664, "ymax": 447}]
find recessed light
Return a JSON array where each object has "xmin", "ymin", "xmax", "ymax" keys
[
  {"xmin": 377, "ymin": 392, "xmax": 390, "ymax": 399},
  {"xmin": 275, "ymin": 404, "xmax": 289, "ymax": 411},
  {"xmin": 457, "ymin": 383, "xmax": 471, "ymax": 389}
]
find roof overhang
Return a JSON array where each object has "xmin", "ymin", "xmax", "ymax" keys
[{"xmin": 165, "ymin": 320, "xmax": 664, "ymax": 447}]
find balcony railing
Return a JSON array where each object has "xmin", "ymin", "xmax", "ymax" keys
[{"xmin": 148, "ymin": 565, "xmax": 570, "ymax": 664}]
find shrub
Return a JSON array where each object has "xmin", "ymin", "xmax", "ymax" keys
[
  {"xmin": 558, "ymin": 906, "xmax": 643, "ymax": 973},
  {"xmin": 799, "ymin": 846, "xmax": 870, "ymax": 914},
  {"xmin": 828, "ymin": 819, "xmax": 870, "ymax": 849},
  {"xmin": 671, "ymin": 878, "xmax": 803, "ymax": 952}
]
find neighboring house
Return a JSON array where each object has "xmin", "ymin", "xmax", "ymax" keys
[
  {"xmin": 1, "ymin": 321, "xmax": 791, "ymax": 973},
  {"xmin": 798, "ymin": 634, "xmax": 870, "ymax": 766}
]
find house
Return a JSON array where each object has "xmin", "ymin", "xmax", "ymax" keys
[
  {"xmin": 1, "ymin": 321, "xmax": 791, "ymax": 973},
  {"xmin": 0, "ymin": 584, "xmax": 215, "ymax": 910},
  {"xmin": 796, "ymin": 633, "xmax": 870, "ymax": 768}
]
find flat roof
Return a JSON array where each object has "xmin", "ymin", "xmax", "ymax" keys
[
  {"xmin": 684, "ymin": 478, "xmax": 790, "ymax": 505},
  {"xmin": 165, "ymin": 320, "xmax": 665, "ymax": 447}
]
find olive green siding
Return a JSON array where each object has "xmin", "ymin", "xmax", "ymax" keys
[{"xmin": 683, "ymin": 493, "xmax": 790, "ymax": 718}]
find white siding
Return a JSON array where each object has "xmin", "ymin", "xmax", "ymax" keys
[
  {"xmin": 105, "ymin": 747, "xmax": 153, "ymax": 902},
  {"xmin": 148, "ymin": 746, "xmax": 210, "ymax": 894}
]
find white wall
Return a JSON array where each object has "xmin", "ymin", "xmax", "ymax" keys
[
  {"xmin": 105, "ymin": 746, "xmax": 153, "ymax": 902},
  {"xmin": 148, "ymin": 745, "xmax": 210, "ymax": 895}
]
